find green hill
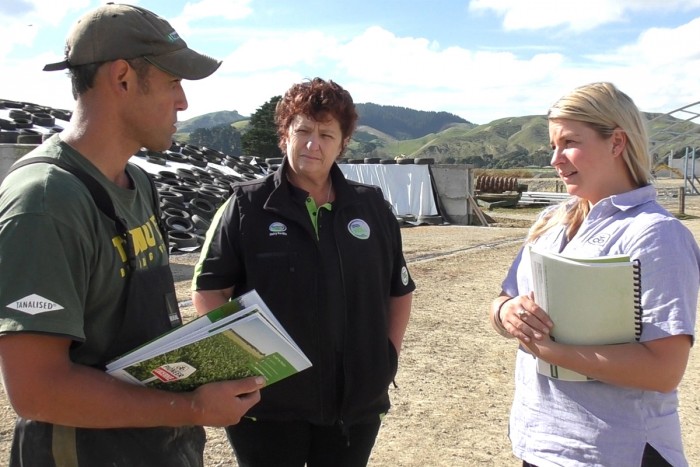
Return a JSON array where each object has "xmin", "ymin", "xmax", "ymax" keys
[
  {"xmin": 176, "ymin": 110, "xmax": 247, "ymax": 133},
  {"xmin": 354, "ymin": 103, "xmax": 472, "ymax": 140},
  {"xmin": 175, "ymin": 105, "xmax": 700, "ymax": 168},
  {"xmin": 344, "ymin": 112, "xmax": 700, "ymax": 167}
]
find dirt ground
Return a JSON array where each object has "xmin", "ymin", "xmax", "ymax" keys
[{"xmin": 1, "ymin": 179, "xmax": 699, "ymax": 466}]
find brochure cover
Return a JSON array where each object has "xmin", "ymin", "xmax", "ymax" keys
[{"xmin": 106, "ymin": 291, "xmax": 311, "ymax": 391}]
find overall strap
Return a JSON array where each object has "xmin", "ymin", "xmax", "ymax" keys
[
  {"xmin": 129, "ymin": 162, "xmax": 169, "ymax": 247},
  {"xmin": 7, "ymin": 157, "xmax": 168, "ymax": 266},
  {"xmin": 9, "ymin": 157, "xmax": 128, "ymax": 237}
]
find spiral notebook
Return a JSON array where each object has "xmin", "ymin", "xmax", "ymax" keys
[{"xmin": 528, "ymin": 246, "xmax": 642, "ymax": 382}]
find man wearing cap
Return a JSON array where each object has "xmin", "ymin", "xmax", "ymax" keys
[{"xmin": 0, "ymin": 4, "xmax": 263, "ymax": 466}]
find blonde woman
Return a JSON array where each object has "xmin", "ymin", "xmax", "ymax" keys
[{"xmin": 490, "ymin": 82, "xmax": 699, "ymax": 467}]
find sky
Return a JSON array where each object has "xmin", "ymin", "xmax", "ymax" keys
[{"xmin": 2, "ymin": 0, "xmax": 700, "ymax": 125}]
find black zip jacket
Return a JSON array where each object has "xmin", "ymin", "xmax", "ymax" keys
[{"xmin": 194, "ymin": 159, "xmax": 415, "ymax": 426}]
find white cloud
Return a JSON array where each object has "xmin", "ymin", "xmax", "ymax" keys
[
  {"xmin": 0, "ymin": 53, "xmax": 75, "ymax": 110},
  {"xmin": 473, "ymin": 0, "xmax": 626, "ymax": 32},
  {"xmin": 609, "ymin": 17, "xmax": 700, "ymax": 65},
  {"xmin": 330, "ymin": 26, "xmax": 570, "ymax": 120},
  {"xmin": 180, "ymin": 69, "xmax": 303, "ymax": 119},
  {"xmin": 182, "ymin": 0, "xmax": 252, "ymax": 21},
  {"xmin": 469, "ymin": 0, "xmax": 700, "ymax": 31},
  {"xmin": 172, "ymin": 12, "xmax": 700, "ymax": 124},
  {"xmin": 171, "ymin": 0, "xmax": 252, "ymax": 35},
  {"xmin": 581, "ymin": 17, "xmax": 700, "ymax": 112},
  {"xmin": 0, "ymin": 0, "xmax": 89, "ymax": 110},
  {"xmin": 0, "ymin": 0, "xmax": 89, "ymax": 59},
  {"xmin": 219, "ymin": 30, "xmax": 339, "ymax": 73}
]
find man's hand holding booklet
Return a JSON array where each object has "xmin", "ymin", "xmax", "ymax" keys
[{"xmin": 106, "ymin": 290, "xmax": 311, "ymax": 392}]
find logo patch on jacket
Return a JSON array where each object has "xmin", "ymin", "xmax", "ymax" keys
[
  {"xmin": 269, "ymin": 222, "xmax": 288, "ymax": 236},
  {"xmin": 401, "ymin": 266, "xmax": 410, "ymax": 286},
  {"xmin": 347, "ymin": 219, "xmax": 370, "ymax": 240},
  {"xmin": 7, "ymin": 294, "xmax": 64, "ymax": 315}
]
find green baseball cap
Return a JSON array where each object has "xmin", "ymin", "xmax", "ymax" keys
[{"xmin": 43, "ymin": 3, "xmax": 221, "ymax": 80}]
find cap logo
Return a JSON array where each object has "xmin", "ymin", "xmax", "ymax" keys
[
  {"xmin": 167, "ymin": 31, "xmax": 180, "ymax": 43},
  {"xmin": 347, "ymin": 219, "xmax": 370, "ymax": 240}
]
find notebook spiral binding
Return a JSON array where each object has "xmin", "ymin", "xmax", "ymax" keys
[{"xmin": 633, "ymin": 259, "xmax": 643, "ymax": 341}]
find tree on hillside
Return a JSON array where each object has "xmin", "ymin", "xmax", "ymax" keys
[
  {"xmin": 460, "ymin": 155, "xmax": 491, "ymax": 167},
  {"xmin": 241, "ymin": 96, "xmax": 283, "ymax": 159},
  {"xmin": 188, "ymin": 124, "xmax": 242, "ymax": 156},
  {"xmin": 530, "ymin": 149, "xmax": 553, "ymax": 168},
  {"xmin": 359, "ymin": 141, "xmax": 378, "ymax": 157},
  {"xmin": 495, "ymin": 147, "xmax": 530, "ymax": 169}
]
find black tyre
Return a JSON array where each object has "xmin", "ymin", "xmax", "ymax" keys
[
  {"xmin": 165, "ymin": 151, "xmax": 189, "ymax": 163},
  {"xmin": 50, "ymin": 109, "xmax": 72, "ymax": 121},
  {"xmin": 12, "ymin": 118, "xmax": 32, "ymax": 129},
  {"xmin": 146, "ymin": 155, "xmax": 167, "ymax": 166},
  {"xmin": 158, "ymin": 170, "xmax": 179, "ymax": 181},
  {"xmin": 188, "ymin": 154, "xmax": 208, "ymax": 168},
  {"xmin": 190, "ymin": 197, "xmax": 217, "ymax": 219},
  {"xmin": 168, "ymin": 185, "xmax": 198, "ymax": 202},
  {"xmin": 0, "ymin": 131, "xmax": 19, "ymax": 143},
  {"xmin": 17, "ymin": 133, "xmax": 42, "ymax": 144},
  {"xmin": 159, "ymin": 191, "xmax": 186, "ymax": 209},
  {"xmin": 0, "ymin": 118, "xmax": 16, "ymax": 130},
  {"xmin": 163, "ymin": 207, "xmax": 190, "ymax": 219},
  {"xmin": 191, "ymin": 214, "xmax": 212, "ymax": 231},
  {"xmin": 8, "ymin": 109, "xmax": 30, "ymax": 120},
  {"xmin": 169, "ymin": 231, "xmax": 199, "ymax": 250},
  {"xmin": 31, "ymin": 113, "xmax": 55, "ymax": 127},
  {"xmin": 165, "ymin": 215, "xmax": 194, "ymax": 233}
]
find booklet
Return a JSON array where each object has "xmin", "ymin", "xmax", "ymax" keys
[
  {"xmin": 528, "ymin": 246, "xmax": 642, "ymax": 382},
  {"xmin": 106, "ymin": 290, "xmax": 312, "ymax": 392}
]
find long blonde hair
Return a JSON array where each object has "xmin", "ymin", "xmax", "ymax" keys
[{"xmin": 528, "ymin": 82, "xmax": 652, "ymax": 243}]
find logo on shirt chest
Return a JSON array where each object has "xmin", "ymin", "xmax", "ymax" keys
[
  {"xmin": 348, "ymin": 219, "xmax": 371, "ymax": 240},
  {"xmin": 587, "ymin": 233, "xmax": 611, "ymax": 247},
  {"xmin": 269, "ymin": 222, "xmax": 288, "ymax": 237}
]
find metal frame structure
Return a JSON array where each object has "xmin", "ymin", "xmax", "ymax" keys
[{"xmin": 648, "ymin": 101, "xmax": 700, "ymax": 194}]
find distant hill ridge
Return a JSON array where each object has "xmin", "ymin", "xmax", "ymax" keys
[
  {"xmin": 176, "ymin": 110, "xmax": 247, "ymax": 133},
  {"xmin": 177, "ymin": 104, "xmax": 468, "ymax": 139},
  {"xmin": 175, "ymin": 104, "xmax": 700, "ymax": 167},
  {"xmin": 355, "ymin": 103, "xmax": 472, "ymax": 140}
]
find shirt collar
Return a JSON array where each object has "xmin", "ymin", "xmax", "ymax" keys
[{"xmin": 588, "ymin": 185, "xmax": 656, "ymax": 219}]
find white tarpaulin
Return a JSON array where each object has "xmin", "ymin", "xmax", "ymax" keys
[{"xmin": 339, "ymin": 164, "xmax": 438, "ymax": 217}]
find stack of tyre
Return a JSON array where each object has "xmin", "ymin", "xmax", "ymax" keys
[
  {"xmin": 341, "ymin": 157, "xmax": 435, "ymax": 165},
  {"xmin": 0, "ymin": 99, "xmax": 69, "ymax": 144},
  {"xmin": 136, "ymin": 143, "xmax": 269, "ymax": 253}
]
